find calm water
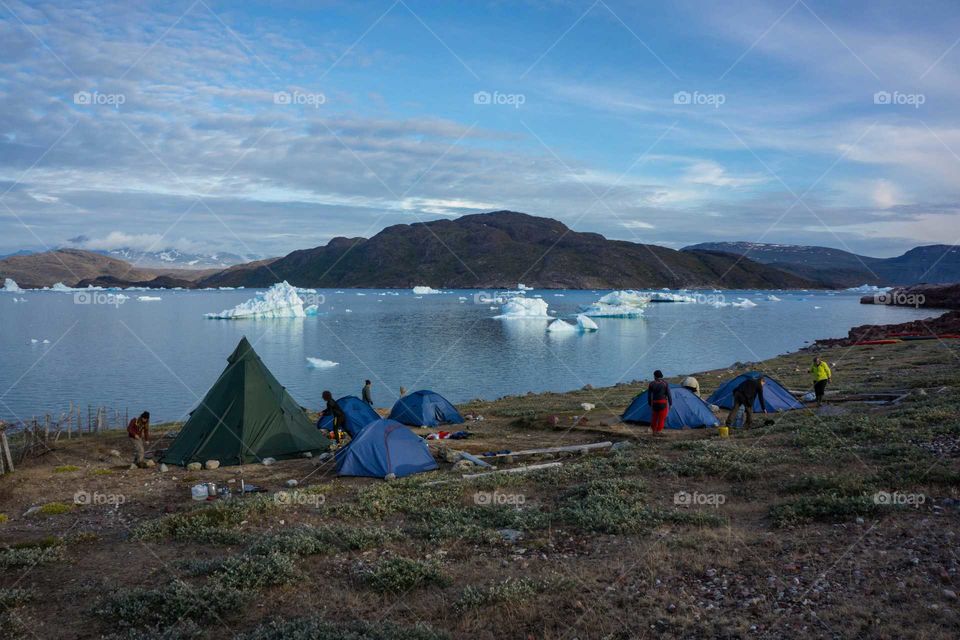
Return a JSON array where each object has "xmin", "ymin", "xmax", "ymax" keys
[{"xmin": 0, "ymin": 288, "xmax": 938, "ymax": 423}]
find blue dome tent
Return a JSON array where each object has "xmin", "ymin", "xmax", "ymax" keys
[
  {"xmin": 621, "ymin": 384, "xmax": 719, "ymax": 429},
  {"xmin": 317, "ymin": 395, "xmax": 380, "ymax": 438},
  {"xmin": 335, "ymin": 419, "xmax": 438, "ymax": 479},
  {"xmin": 388, "ymin": 390, "xmax": 464, "ymax": 427},
  {"xmin": 706, "ymin": 372, "xmax": 804, "ymax": 412}
]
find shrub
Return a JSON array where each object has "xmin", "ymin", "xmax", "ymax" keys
[
  {"xmin": 0, "ymin": 545, "xmax": 65, "ymax": 568},
  {"xmin": 246, "ymin": 524, "xmax": 401, "ymax": 557},
  {"xmin": 0, "ymin": 513, "xmax": 7, "ymax": 524},
  {"xmin": 357, "ymin": 557, "xmax": 450, "ymax": 593},
  {"xmin": 455, "ymin": 578, "xmax": 547, "ymax": 611},
  {"xmin": 101, "ymin": 622, "xmax": 203, "ymax": 640},
  {"xmin": 237, "ymin": 617, "xmax": 448, "ymax": 640},
  {"xmin": 558, "ymin": 478, "xmax": 657, "ymax": 534},
  {"xmin": 769, "ymin": 495, "xmax": 890, "ymax": 527},
  {"xmin": 97, "ymin": 582, "xmax": 247, "ymax": 628},
  {"xmin": 184, "ymin": 552, "xmax": 299, "ymax": 590},
  {"xmin": 0, "ymin": 588, "xmax": 33, "ymax": 607},
  {"xmin": 132, "ymin": 497, "xmax": 277, "ymax": 544}
]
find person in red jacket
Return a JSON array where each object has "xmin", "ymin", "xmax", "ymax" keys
[
  {"xmin": 647, "ymin": 370, "xmax": 672, "ymax": 435},
  {"xmin": 127, "ymin": 411, "xmax": 150, "ymax": 467}
]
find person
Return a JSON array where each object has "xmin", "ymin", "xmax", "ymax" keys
[
  {"xmin": 362, "ymin": 380, "xmax": 373, "ymax": 406},
  {"xmin": 399, "ymin": 386, "xmax": 407, "ymax": 398},
  {"xmin": 646, "ymin": 370, "xmax": 672, "ymax": 435},
  {"xmin": 319, "ymin": 390, "xmax": 346, "ymax": 443},
  {"xmin": 681, "ymin": 376, "xmax": 701, "ymax": 397},
  {"xmin": 127, "ymin": 411, "xmax": 150, "ymax": 468},
  {"xmin": 725, "ymin": 376, "xmax": 767, "ymax": 428},
  {"xmin": 810, "ymin": 356, "xmax": 832, "ymax": 407}
]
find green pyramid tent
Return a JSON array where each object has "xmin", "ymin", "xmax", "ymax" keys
[{"xmin": 161, "ymin": 337, "xmax": 328, "ymax": 467}]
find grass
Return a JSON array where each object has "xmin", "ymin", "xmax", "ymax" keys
[
  {"xmin": 37, "ymin": 501, "xmax": 75, "ymax": 515},
  {"xmin": 236, "ymin": 618, "xmax": 448, "ymax": 640},
  {"xmin": 769, "ymin": 494, "xmax": 893, "ymax": 527},
  {"xmin": 356, "ymin": 557, "xmax": 450, "ymax": 593},
  {"xmin": 455, "ymin": 577, "xmax": 565, "ymax": 612},
  {"xmin": 53, "ymin": 464, "xmax": 81, "ymax": 473},
  {"xmin": 0, "ymin": 514, "xmax": 8, "ymax": 524},
  {"xmin": 132, "ymin": 496, "xmax": 278, "ymax": 544},
  {"xmin": 92, "ymin": 468, "xmax": 115, "ymax": 476}
]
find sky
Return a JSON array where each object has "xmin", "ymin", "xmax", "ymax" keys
[{"xmin": 1, "ymin": 0, "xmax": 959, "ymax": 259}]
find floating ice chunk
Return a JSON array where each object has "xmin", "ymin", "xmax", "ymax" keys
[
  {"xmin": 137, "ymin": 296, "xmax": 162, "ymax": 302},
  {"xmin": 305, "ymin": 305, "xmax": 319, "ymax": 316},
  {"xmin": 345, "ymin": 309, "xmax": 353, "ymax": 313},
  {"xmin": 579, "ymin": 303, "xmax": 645, "ymax": 317},
  {"xmin": 205, "ymin": 281, "xmax": 306, "ymax": 319},
  {"xmin": 845, "ymin": 284, "xmax": 891, "ymax": 294},
  {"xmin": 518, "ymin": 283, "xmax": 533, "ymax": 291},
  {"xmin": 42, "ymin": 339, "xmax": 50, "ymax": 344},
  {"xmin": 50, "ymin": 282, "xmax": 72, "ymax": 292},
  {"xmin": 598, "ymin": 290, "xmax": 650, "ymax": 306},
  {"xmin": 814, "ymin": 305, "xmax": 822, "ymax": 309},
  {"xmin": 645, "ymin": 291, "xmax": 697, "ymax": 303},
  {"xmin": 547, "ymin": 319, "xmax": 576, "ymax": 333},
  {"xmin": 731, "ymin": 298, "xmax": 757, "ymax": 308},
  {"xmin": 2, "ymin": 278, "xmax": 22, "ymax": 292},
  {"xmin": 306, "ymin": 357, "xmax": 339, "ymax": 368},
  {"xmin": 576, "ymin": 314, "xmax": 599, "ymax": 331},
  {"xmin": 767, "ymin": 295, "xmax": 781, "ymax": 302},
  {"xmin": 30, "ymin": 338, "xmax": 38, "ymax": 343},
  {"xmin": 356, "ymin": 292, "xmax": 366, "ymax": 296},
  {"xmin": 496, "ymin": 296, "xmax": 550, "ymax": 319},
  {"xmin": 553, "ymin": 293, "xmax": 565, "ymax": 297},
  {"xmin": 412, "ymin": 286, "xmax": 440, "ymax": 295}
]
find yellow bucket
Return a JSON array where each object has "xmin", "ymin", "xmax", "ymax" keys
[{"xmin": 718, "ymin": 426, "xmax": 730, "ymax": 438}]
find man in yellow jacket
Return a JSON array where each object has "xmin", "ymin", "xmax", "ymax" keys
[{"xmin": 810, "ymin": 356, "xmax": 832, "ymax": 407}]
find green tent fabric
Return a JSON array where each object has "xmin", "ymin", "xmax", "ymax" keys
[{"xmin": 162, "ymin": 337, "xmax": 328, "ymax": 466}]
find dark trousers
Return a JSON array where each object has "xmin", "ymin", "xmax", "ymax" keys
[
  {"xmin": 814, "ymin": 379, "xmax": 828, "ymax": 403},
  {"xmin": 726, "ymin": 398, "xmax": 753, "ymax": 428}
]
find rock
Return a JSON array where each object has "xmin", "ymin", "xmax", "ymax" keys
[
  {"xmin": 129, "ymin": 464, "xmax": 138, "ymax": 470},
  {"xmin": 944, "ymin": 589, "xmax": 958, "ymax": 601},
  {"xmin": 108, "ymin": 449, "xmax": 122, "ymax": 458},
  {"xmin": 611, "ymin": 441, "xmax": 633, "ymax": 452},
  {"xmin": 498, "ymin": 528, "xmax": 523, "ymax": 543},
  {"xmin": 302, "ymin": 452, "xmax": 313, "ymax": 458},
  {"xmin": 582, "ymin": 384, "xmax": 594, "ymax": 391},
  {"xmin": 915, "ymin": 388, "xmax": 928, "ymax": 397},
  {"xmin": 186, "ymin": 462, "xmax": 202, "ymax": 471},
  {"xmin": 384, "ymin": 473, "xmax": 396, "ymax": 481},
  {"xmin": 159, "ymin": 464, "xmax": 169, "ymax": 473},
  {"xmin": 438, "ymin": 447, "xmax": 462, "ymax": 464},
  {"xmin": 451, "ymin": 460, "xmax": 475, "ymax": 472},
  {"xmin": 23, "ymin": 506, "xmax": 41, "ymax": 517},
  {"xmin": 204, "ymin": 460, "xmax": 220, "ymax": 470},
  {"xmin": 262, "ymin": 457, "xmax": 276, "ymax": 466},
  {"xmin": 144, "ymin": 460, "xmax": 156, "ymax": 468},
  {"xmin": 285, "ymin": 479, "xmax": 298, "ymax": 487}
]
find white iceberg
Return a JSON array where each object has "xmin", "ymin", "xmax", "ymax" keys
[
  {"xmin": 306, "ymin": 357, "xmax": 339, "ymax": 368},
  {"xmin": 3, "ymin": 278, "xmax": 22, "ymax": 292},
  {"xmin": 547, "ymin": 319, "xmax": 576, "ymax": 333},
  {"xmin": 645, "ymin": 291, "xmax": 697, "ymax": 303},
  {"xmin": 50, "ymin": 282, "xmax": 72, "ymax": 291},
  {"xmin": 598, "ymin": 290, "xmax": 650, "ymax": 306},
  {"xmin": 517, "ymin": 283, "xmax": 533, "ymax": 291},
  {"xmin": 731, "ymin": 298, "xmax": 757, "ymax": 308},
  {"xmin": 579, "ymin": 302, "xmax": 645, "ymax": 317},
  {"xmin": 137, "ymin": 296, "xmax": 162, "ymax": 302},
  {"xmin": 495, "ymin": 296, "xmax": 550, "ymax": 319},
  {"xmin": 205, "ymin": 282, "xmax": 306, "ymax": 319},
  {"xmin": 412, "ymin": 286, "xmax": 440, "ymax": 295},
  {"xmin": 767, "ymin": 295, "xmax": 781, "ymax": 302},
  {"xmin": 576, "ymin": 314, "xmax": 599, "ymax": 331},
  {"xmin": 845, "ymin": 284, "xmax": 891, "ymax": 294}
]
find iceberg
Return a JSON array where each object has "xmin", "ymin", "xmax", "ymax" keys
[
  {"xmin": 845, "ymin": 284, "xmax": 891, "ymax": 294},
  {"xmin": 645, "ymin": 291, "xmax": 697, "ymax": 303},
  {"xmin": 731, "ymin": 298, "xmax": 757, "ymax": 308},
  {"xmin": 137, "ymin": 296, "xmax": 162, "ymax": 302},
  {"xmin": 599, "ymin": 290, "xmax": 650, "ymax": 306},
  {"xmin": 579, "ymin": 302, "xmax": 645, "ymax": 317},
  {"xmin": 576, "ymin": 314, "xmax": 599, "ymax": 331},
  {"xmin": 495, "ymin": 296, "xmax": 550, "ymax": 319},
  {"xmin": 517, "ymin": 283, "xmax": 533, "ymax": 291},
  {"xmin": 306, "ymin": 357, "xmax": 339, "ymax": 368},
  {"xmin": 767, "ymin": 295, "xmax": 781, "ymax": 302},
  {"xmin": 412, "ymin": 286, "xmax": 440, "ymax": 295},
  {"xmin": 305, "ymin": 305, "xmax": 319, "ymax": 316},
  {"xmin": 205, "ymin": 282, "xmax": 306, "ymax": 319},
  {"xmin": 3, "ymin": 278, "xmax": 22, "ymax": 292},
  {"xmin": 546, "ymin": 319, "xmax": 576, "ymax": 333}
]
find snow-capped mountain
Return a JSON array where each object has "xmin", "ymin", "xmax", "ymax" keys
[{"xmin": 95, "ymin": 248, "xmax": 263, "ymax": 269}]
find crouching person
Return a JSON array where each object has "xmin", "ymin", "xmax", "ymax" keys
[{"xmin": 127, "ymin": 411, "xmax": 150, "ymax": 467}]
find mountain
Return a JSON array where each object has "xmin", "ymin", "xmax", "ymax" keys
[
  {"xmin": 92, "ymin": 248, "xmax": 263, "ymax": 269},
  {"xmin": 682, "ymin": 242, "xmax": 960, "ymax": 287},
  {"xmin": 198, "ymin": 211, "xmax": 818, "ymax": 289},
  {"xmin": 0, "ymin": 250, "xmax": 35, "ymax": 260},
  {"xmin": 0, "ymin": 249, "xmax": 214, "ymax": 288}
]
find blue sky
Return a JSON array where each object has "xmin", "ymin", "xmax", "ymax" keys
[{"xmin": 1, "ymin": 0, "xmax": 959, "ymax": 259}]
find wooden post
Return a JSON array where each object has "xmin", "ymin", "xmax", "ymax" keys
[{"xmin": 1, "ymin": 430, "xmax": 13, "ymax": 474}]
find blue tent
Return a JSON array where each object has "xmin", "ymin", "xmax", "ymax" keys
[
  {"xmin": 621, "ymin": 384, "xmax": 719, "ymax": 429},
  {"xmin": 388, "ymin": 390, "xmax": 464, "ymax": 427},
  {"xmin": 706, "ymin": 372, "xmax": 804, "ymax": 412},
  {"xmin": 335, "ymin": 419, "xmax": 438, "ymax": 478},
  {"xmin": 317, "ymin": 395, "xmax": 380, "ymax": 438}
]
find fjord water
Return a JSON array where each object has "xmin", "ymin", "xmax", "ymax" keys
[{"xmin": 0, "ymin": 289, "xmax": 937, "ymax": 423}]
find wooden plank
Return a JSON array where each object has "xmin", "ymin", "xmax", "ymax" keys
[
  {"xmin": 482, "ymin": 441, "xmax": 612, "ymax": 459},
  {"xmin": 459, "ymin": 451, "xmax": 495, "ymax": 469},
  {"xmin": 461, "ymin": 462, "xmax": 562, "ymax": 479}
]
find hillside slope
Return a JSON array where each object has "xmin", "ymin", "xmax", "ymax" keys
[
  {"xmin": 199, "ymin": 212, "xmax": 818, "ymax": 289},
  {"xmin": 0, "ymin": 249, "xmax": 215, "ymax": 288}
]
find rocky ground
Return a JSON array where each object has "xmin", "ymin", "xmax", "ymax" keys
[{"xmin": 1, "ymin": 341, "xmax": 959, "ymax": 639}]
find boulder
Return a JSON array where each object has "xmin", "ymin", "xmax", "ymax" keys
[
  {"xmin": 285, "ymin": 479, "xmax": 298, "ymax": 488},
  {"xmin": 144, "ymin": 460, "xmax": 156, "ymax": 468},
  {"xmin": 204, "ymin": 460, "xmax": 220, "ymax": 470},
  {"xmin": 262, "ymin": 457, "xmax": 276, "ymax": 466},
  {"xmin": 159, "ymin": 463, "xmax": 169, "ymax": 473},
  {"xmin": 186, "ymin": 462, "xmax": 202, "ymax": 471}
]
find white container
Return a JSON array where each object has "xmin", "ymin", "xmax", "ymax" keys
[{"xmin": 191, "ymin": 484, "xmax": 209, "ymax": 501}]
